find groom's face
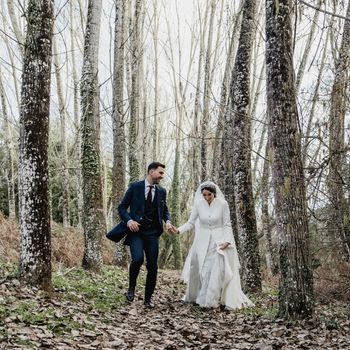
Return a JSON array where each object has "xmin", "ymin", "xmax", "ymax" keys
[{"xmin": 149, "ymin": 166, "xmax": 165, "ymax": 184}]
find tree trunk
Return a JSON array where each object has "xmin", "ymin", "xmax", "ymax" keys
[
  {"xmin": 0, "ymin": 68, "xmax": 16, "ymax": 219},
  {"xmin": 212, "ymin": 8, "xmax": 241, "ymax": 181},
  {"xmin": 266, "ymin": 0, "xmax": 314, "ymax": 318},
  {"xmin": 192, "ymin": 3, "xmax": 209, "ymax": 189},
  {"xmin": 230, "ymin": 0, "xmax": 261, "ymax": 293},
  {"xmin": 152, "ymin": 0, "xmax": 160, "ymax": 160},
  {"xmin": 169, "ymin": 74, "xmax": 184, "ymax": 270},
  {"xmin": 219, "ymin": 107, "xmax": 239, "ymax": 251},
  {"xmin": 80, "ymin": 0, "xmax": 106, "ymax": 271},
  {"xmin": 140, "ymin": 58, "xmax": 149, "ymax": 173},
  {"xmin": 53, "ymin": 39, "xmax": 70, "ymax": 228},
  {"xmin": 169, "ymin": 149, "xmax": 182, "ymax": 269},
  {"xmin": 295, "ymin": 0, "xmax": 322, "ymax": 92},
  {"xmin": 251, "ymin": 63, "xmax": 266, "ymax": 185},
  {"xmin": 327, "ymin": 1, "xmax": 350, "ymax": 261},
  {"xmin": 200, "ymin": 0, "xmax": 216, "ymax": 181},
  {"xmin": 124, "ymin": 1, "xmax": 132, "ymax": 109},
  {"xmin": 6, "ymin": 0, "xmax": 24, "ymax": 54},
  {"xmin": 112, "ymin": 0, "xmax": 128, "ymax": 267},
  {"xmin": 70, "ymin": 0, "xmax": 83, "ymax": 230},
  {"xmin": 261, "ymin": 135, "xmax": 278, "ymax": 275},
  {"xmin": 0, "ymin": 15, "xmax": 21, "ymax": 105},
  {"xmin": 128, "ymin": 0, "xmax": 142, "ymax": 182},
  {"xmin": 301, "ymin": 24, "xmax": 330, "ymax": 164},
  {"xmin": 19, "ymin": 0, "xmax": 54, "ymax": 291}
]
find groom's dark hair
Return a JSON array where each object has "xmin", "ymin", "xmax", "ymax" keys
[{"xmin": 147, "ymin": 161, "xmax": 165, "ymax": 173}]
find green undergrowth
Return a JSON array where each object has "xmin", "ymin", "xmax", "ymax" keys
[
  {"xmin": 238, "ymin": 303, "xmax": 279, "ymax": 319},
  {"xmin": 0, "ymin": 260, "xmax": 18, "ymax": 277},
  {"xmin": 0, "ymin": 261, "xmax": 146, "ymax": 342},
  {"xmin": 53, "ymin": 265, "xmax": 144, "ymax": 311},
  {"xmin": 0, "ymin": 260, "xmax": 144, "ymax": 313},
  {"xmin": 0, "ymin": 300, "xmax": 81, "ymax": 335},
  {"xmin": 240, "ymin": 289, "xmax": 279, "ymax": 319}
]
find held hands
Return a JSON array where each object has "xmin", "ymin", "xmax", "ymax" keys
[{"xmin": 166, "ymin": 222, "xmax": 179, "ymax": 235}]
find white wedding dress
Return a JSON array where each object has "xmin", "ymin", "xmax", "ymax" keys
[{"xmin": 178, "ymin": 182, "xmax": 253, "ymax": 310}]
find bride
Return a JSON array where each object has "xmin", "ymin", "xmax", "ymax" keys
[{"xmin": 175, "ymin": 181, "xmax": 253, "ymax": 310}]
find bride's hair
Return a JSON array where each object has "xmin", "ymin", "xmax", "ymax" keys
[{"xmin": 200, "ymin": 184, "xmax": 216, "ymax": 197}]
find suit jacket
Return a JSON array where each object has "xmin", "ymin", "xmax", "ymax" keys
[{"xmin": 106, "ymin": 180, "xmax": 171, "ymax": 244}]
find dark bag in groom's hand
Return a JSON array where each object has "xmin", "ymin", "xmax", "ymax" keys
[{"xmin": 105, "ymin": 221, "xmax": 129, "ymax": 243}]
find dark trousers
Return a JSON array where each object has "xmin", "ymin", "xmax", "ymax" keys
[{"xmin": 128, "ymin": 227, "xmax": 159, "ymax": 301}]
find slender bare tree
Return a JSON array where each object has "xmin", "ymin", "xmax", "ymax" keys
[
  {"xmin": 0, "ymin": 68, "xmax": 16, "ymax": 219},
  {"xmin": 302, "ymin": 23, "xmax": 331, "ymax": 164},
  {"xmin": 192, "ymin": 2, "xmax": 209, "ymax": 189},
  {"xmin": 327, "ymin": 1, "xmax": 350, "ymax": 261},
  {"xmin": 261, "ymin": 133, "xmax": 278, "ymax": 275},
  {"xmin": 212, "ymin": 7, "xmax": 241, "ymax": 181},
  {"xmin": 0, "ymin": 9, "xmax": 21, "ymax": 106},
  {"xmin": 6, "ymin": 0, "xmax": 24, "ymax": 54},
  {"xmin": 200, "ymin": 0, "xmax": 216, "ymax": 181},
  {"xmin": 129, "ymin": 0, "xmax": 143, "ymax": 182},
  {"xmin": 112, "ymin": 0, "xmax": 128, "ymax": 267},
  {"xmin": 295, "ymin": 0, "xmax": 322, "ymax": 92},
  {"xmin": 230, "ymin": 0, "xmax": 261, "ymax": 293},
  {"xmin": 70, "ymin": 0, "xmax": 83, "ymax": 229},
  {"xmin": 152, "ymin": 0, "xmax": 160, "ymax": 160},
  {"xmin": 53, "ymin": 38, "xmax": 70, "ymax": 227}
]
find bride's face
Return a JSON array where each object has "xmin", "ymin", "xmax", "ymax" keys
[{"xmin": 202, "ymin": 189, "xmax": 215, "ymax": 203}]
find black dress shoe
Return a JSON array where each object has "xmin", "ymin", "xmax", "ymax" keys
[
  {"xmin": 143, "ymin": 301, "xmax": 155, "ymax": 309},
  {"xmin": 124, "ymin": 288, "xmax": 135, "ymax": 302}
]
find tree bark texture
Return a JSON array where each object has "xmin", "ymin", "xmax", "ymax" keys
[
  {"xmin": 169, "ymin": 122, "xmax": 182, "ymax": 269},
  {"xmin": 230, "ymin": 0, "xmax": 261, "ymax": 293},
  {"xmin": 80, "ymin": 0, "xmax": 106, "ymax": 271},
  {"xmin": 219, "ymin": 108, "xmax": 239, "ymax": 252},
  {"xmin": 266, "ymin": 0, "xmax": 314, "ymax": 318},
  {"xmin": 200, "ymin": 0, "xmax": 216, "ymax": 182},
  {"xmin": 112, "ymin": 0, "xmax": 128, "ymax": 267},
  {"xmin": 128, "ymin": 0, "xmax": 142, "ymax": 182},
  {"xmin": 19, "ymin": 0, "xmax": 54, "ymax": 290},
  {"xmin": 53, "ymin": 39, "xmax": 70, "ymax": 228},
  {"xmin": 327, "ymin": 1, "xmax": 350, "ymax": 261},
  {"xmin": 69, "ymin": 0, "xmax": 83, "ymax": 230},
  {"xmin": 0, "ymin": 69, "xmax": 16, "ymax": 219},
  {"xmin": 261, "ymin": 134, "xmax": 278, "ymax": 275}
]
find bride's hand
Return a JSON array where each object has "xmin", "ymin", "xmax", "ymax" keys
[{"xmin": 218, "ymin": 242, "xmax": 230, "ymax": 250}]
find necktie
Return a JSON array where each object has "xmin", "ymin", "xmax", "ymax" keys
[{"xmin": 146, "ymin": 185, "xmax": 154, "ymax": 207}]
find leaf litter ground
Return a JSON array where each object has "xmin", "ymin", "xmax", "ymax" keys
[{"xmin": 0, "ymin": 265, "xmax": 349, "ymax": 349}]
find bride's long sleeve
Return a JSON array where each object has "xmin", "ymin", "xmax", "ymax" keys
[
  {"xmin": 177, "ymin": 204, "xmax": 199, "ymax": 234},
  {"xmin": 222, "ymin": 201, "xmax": 235, "ymax": 244}
]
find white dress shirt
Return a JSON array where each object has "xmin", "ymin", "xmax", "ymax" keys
[{"xmin": 145, "ymin": 179, "xmax": 155, "ymax": 201}]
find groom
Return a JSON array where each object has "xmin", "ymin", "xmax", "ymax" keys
[{"xmin": 117, "ymin": 162, "xmax": 175, "ymax": 308}]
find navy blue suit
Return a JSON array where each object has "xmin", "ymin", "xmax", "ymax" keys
[
  {"xmin": 106, "ymin": 181, "xmax": 171, "ymax": 244},
  {"xmin": 108, "ymin": 180, "xmax": 171, "ymax": 302}
]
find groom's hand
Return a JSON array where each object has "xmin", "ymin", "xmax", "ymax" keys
[
  {"xmin": 166, "ymin": 222, "xmax": 176, "ymax": 234},
  {"xmin": 127, "ymin": 220, "xmax": 140, "ymax": 232}
]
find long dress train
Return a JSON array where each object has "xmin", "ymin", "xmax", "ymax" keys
[{"xmin": 178, "ymin": 196, "xmax": 253, "ymax": 310}]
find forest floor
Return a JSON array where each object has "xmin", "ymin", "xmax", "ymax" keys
[{"xmin": 1, "ymin": 262, "xmax": 350, "ymax": 350}]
